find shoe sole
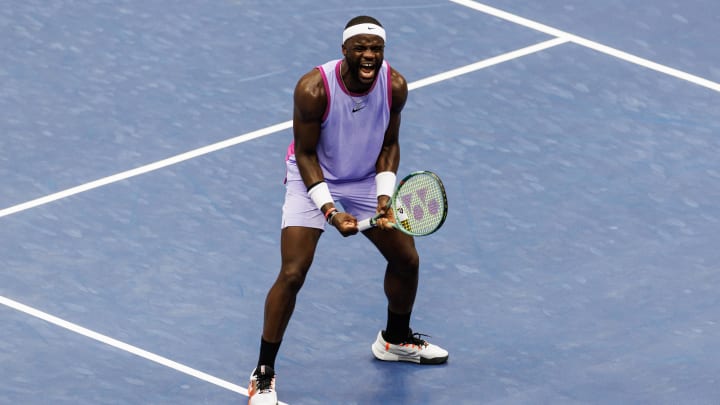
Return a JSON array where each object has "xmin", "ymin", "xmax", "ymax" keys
[
  {"xmin": 372, "ymin": 344, "xmax": 448, "ymax": 364},
  {"xmin": 248, "ymin": 396, "xmax": 278, "ymax": 405}
]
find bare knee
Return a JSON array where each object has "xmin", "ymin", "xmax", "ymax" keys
[
  {"xmin": 388, "ymin": 249, "xmax": 420, "ymax": 275},
  {"xmin": 276, "ymin": 226, "xmax": 320, "ymax": 294},
  {"xmin": 276, "ymin": 264, "xmax": 310, "ymax": 294}
]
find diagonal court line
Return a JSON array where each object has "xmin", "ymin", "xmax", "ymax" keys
[
  {"xmin": 0, "ymin": 39, "xmax": 566, "ymax": 220},
  {"xmin": 0, "ymin": 295, "xmax": 247, "ymax": 394},
  {"xmin": 0, "ymin": 40, "xmax": 567, "ymax": 404},
  {"xmin": 1, "ymin": 4, "xmax": 712, "ymax": 400},
  {"xmin": 409, "ymin": 37, "xmax": 569, "ymax": 90},
  {"xmin": 0, "ymin": 294, "xmax": 289, "ymax": 404},
  {"xmin": 0, "ymin": 32, "xmax": 567, "ymax": 405},
  {"xmin": 0, "ymin": 121, "xmax": 293, "ymax": 219},
  {"xmin": 449, "ymin": 0, "xmax": 720, "ymax": 93}
]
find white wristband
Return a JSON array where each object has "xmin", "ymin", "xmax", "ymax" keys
[
  {"xmin": 375, "ymin": 171, "xmax": 396, "ymax": 198},
  {"xmin": 307, "ymin": 182, "xmax": 333, "ymax": 210}
]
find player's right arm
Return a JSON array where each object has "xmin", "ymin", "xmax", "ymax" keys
[
  {"xmin": 293, "ymin": 69, "xmax": 358, "ymax": 235},
  {"xmin": 293, "ymin": 69, "xmax": 327, "ymax": 194}
]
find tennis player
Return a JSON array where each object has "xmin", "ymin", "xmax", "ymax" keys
[{"xmin": 247, "ymin": 15, "xmax": 448, "ymax": 405}]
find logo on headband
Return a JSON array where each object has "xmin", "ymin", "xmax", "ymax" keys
[{"xmin": 342, "ymin": 23, "xmax": 387, "ymax": 43}]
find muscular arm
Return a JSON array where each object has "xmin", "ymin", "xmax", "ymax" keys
[
  {"xmin": 293, "ymin": 69, "xmax": 356, "ymax": 234},
  {"xmin": 293, "ymin": 69, "xmax": 327, "ymax": 192},
  {"xmin": 375, "ymin": 68, "xmax": 408, "ymax": 175},
  {"xmin": 371, "ymin": 68, "xmax": 408, "ymax": 229}
]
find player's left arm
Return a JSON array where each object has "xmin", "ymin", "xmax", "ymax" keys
[
  {"xmin": 374, "ymin": 68, "xmax": 408, "ymax": 228},
  {"xmin": 376, "ymin": 68, "xmax": 407, "ymax": 174}
]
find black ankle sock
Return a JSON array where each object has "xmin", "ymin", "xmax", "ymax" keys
[
  {"xmin": 384, "ymin": 308, "xmax": 411, "ymax": 344},
  {"xmin": 257, "ymin": 337, "xmax": 281, "ymax": 369}
]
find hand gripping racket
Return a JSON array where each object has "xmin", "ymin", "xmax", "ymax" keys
[{"xmin": 358, "ymin": 171, "xmax": 448, "ymax": 236}]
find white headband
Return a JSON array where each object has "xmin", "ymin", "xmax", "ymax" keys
[{"xmin": 342, "ymin": 23, "xmax": 386, "ymax": 43}]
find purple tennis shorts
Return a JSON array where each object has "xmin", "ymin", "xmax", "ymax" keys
[{"xmin": 282, "ymin": 160, "xmax": 377, "ymax": 229}]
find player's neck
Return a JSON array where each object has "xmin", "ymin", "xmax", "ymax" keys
[{"xmin": 340, "ymin": 60, "xmax": 372, "ymax": 94}]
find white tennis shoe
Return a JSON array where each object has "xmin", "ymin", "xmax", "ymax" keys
[
  {"xmin": 372, "ymin": 330, "xmax": 449, "ymax": 364},
  {"xmin": 248, "ymin": 365, "xmax": 278, "ymax": 405}
]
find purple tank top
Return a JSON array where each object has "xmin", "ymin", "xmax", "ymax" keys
[{"xmin": 286, "ymin": 59, "xmax": 392, "ymax": 183}]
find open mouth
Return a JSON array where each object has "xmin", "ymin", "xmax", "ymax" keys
[{"xmin": 358, "ymin": 63, "xmax": 376, "ymax": 82}]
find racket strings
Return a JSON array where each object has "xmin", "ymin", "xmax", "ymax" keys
[{"xmin": 395, "ymin": 174, "xmax": 447, "ymax": 234}]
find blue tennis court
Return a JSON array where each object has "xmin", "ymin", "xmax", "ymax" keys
[{"xmin": 2, "ymin": 1, "xmax": 719, "ymax": 404}]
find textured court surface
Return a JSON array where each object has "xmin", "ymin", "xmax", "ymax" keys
[{"xmin": 1, "ymin": 1, "xmax": 719, "ymax": 404}]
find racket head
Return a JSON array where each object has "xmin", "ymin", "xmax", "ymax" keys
[{"xmin": 390, "ymin": 171, "xmax": 448, "ymax": 236}]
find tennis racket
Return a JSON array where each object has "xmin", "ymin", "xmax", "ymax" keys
[{"xmin": 357, "ymin": 171, "xmax": 448, "ymax": 236}]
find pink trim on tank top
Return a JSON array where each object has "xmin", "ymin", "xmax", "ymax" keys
[{"xmin": 317, "ymin": 65, "xmax": 332, "ymax": 122}]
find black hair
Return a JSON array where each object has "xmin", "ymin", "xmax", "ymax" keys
[{"xmin": 345, "ymin": 15, "xmax": 383, "ymax": 29}]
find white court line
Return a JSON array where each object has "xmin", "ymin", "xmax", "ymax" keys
[
  {"xmin": 0, "ymin": 36, "xmax": 569, "ymax": 402},
  {"xmin": 0, "ymin": 295, "xmax": 290, "ymax": 405},
  {"xmin": 450, "ymin": 0, "xmax": 720, "ymax": 93},
  {"xmin": 0, "ymin": 39, "xmax": 567, "ymax": 220},
  {"xmin": 4, "ymin": 2, "xmax": 716, "ymax": 398},
  {"xmin": 0, "ymin": 295, "xmax": 292, "ymax": 403},
  {"xmin": 0, "ymin": 121, "xmax": 293, "ymax": 219},
  {"xmin": 0, "ymin": 38, "xmax": 567, "ymax": 402},
  {"xmin": 409, "ymin": 37, "xmax": 569, "ymax": 90}
]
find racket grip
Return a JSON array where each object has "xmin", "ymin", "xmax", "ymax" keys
[{"xmin": 357, "ymin": 218, "xmax": 374, "ymax": 231}]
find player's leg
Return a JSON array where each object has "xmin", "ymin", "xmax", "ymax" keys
[
  {"xmin": 261, "ymin": 165, "xmax": 327, "ymax": 352},
  {"xmin": 363, "ymin": 229, "xmax": 449, "ymax": 364},
  {"xmin": 338, "ymin": 177, "xmax": 419, "ymax": 338},
  {"xmin": 263, "ymin": 226, "xmax": 322, "ymax": 343},
  {"xmin": 249, "ymin": 227, "xmax": 321, "ymax": 405},
  {"xmin": 334, "ymin": 177, "xmax": 420, "ymax": 314},
  {"xmin": 250, "ymin": 162, "xmax": 326, "ymax": 404},
  {"xmin": 364, "ymin": 229, "xmax": 419, "ymax": 312},
  {"xmin": 336, "ymin": 176, "xmax": 448, "ymax": 364},
  {"xmin": 364, "ymin": 228, "xmax": 419, "ymax": 332}
]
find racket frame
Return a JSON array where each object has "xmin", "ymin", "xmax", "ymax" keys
[{"xmin": 357, "ymin": 170, "xmax": 448, "ymax": 236}]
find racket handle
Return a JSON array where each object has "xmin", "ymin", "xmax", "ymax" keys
[{"xmin": 357, "ymin": 217, "xmax": 374, "ymax": 231}]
